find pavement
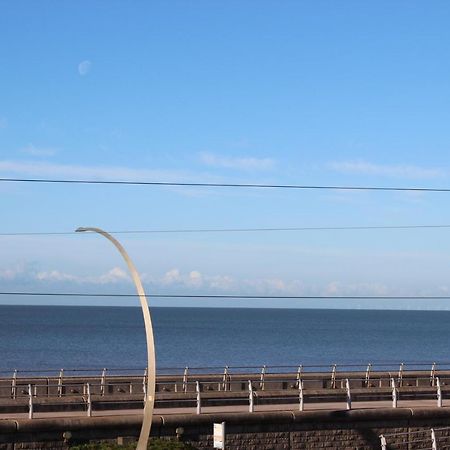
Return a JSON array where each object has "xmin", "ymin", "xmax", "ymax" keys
[{"xmin": 0, "ymin": 399, "xmax": 443, "ymax": 420}]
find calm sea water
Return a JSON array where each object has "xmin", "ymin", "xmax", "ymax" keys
[{"xmin": 0, "ymin": 305, "xmax": 448, "ymax": 373}]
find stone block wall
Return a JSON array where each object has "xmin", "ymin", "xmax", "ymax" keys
[{"xmin": 2, "ymin": 407, "xmax": 450, "ymax": 449}]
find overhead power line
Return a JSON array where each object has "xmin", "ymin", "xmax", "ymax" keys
[
  {"xmin": 2, "ymin": 224, "xmax": 450, "ymax": 236},
  {"xmin": 1, "ymin": 291, "xmax": 450, "ymax": 300},
  {"xmin": 1, "ymin": 177, "xmax": 450, "ymax": 192}
]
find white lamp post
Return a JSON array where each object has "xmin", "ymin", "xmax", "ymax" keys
[{"xmin": 76, "ymin": 227, "xmax": 155, "ymax": 450}]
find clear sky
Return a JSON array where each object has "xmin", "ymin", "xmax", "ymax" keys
[{"xmin": 1, "ymin": 1, "xmax": 450, "ymax": 309}]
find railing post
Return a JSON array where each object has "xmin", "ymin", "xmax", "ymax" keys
[
  {"xmin": 183, "ymin": 367, "xmax": 189, "ymax": 393},
  {"xmin": 11, "ymin": 369, "xmax": 17, "ymax": 399},
  {"xmin": 57, "ymin": 369, "xmax": 64, "ymax": 397},
  {"xmin": 345, "ymin": 378, "xmax": 352, "ymax": 410},
  {"xmin": 196, "ymin": 381, "xmax": 201, "ymax": 415},
  {"xmin": 299, "ymin": 380, "xmax": 304, "ymax": 411},
  {"xmin": 398, "ymin": 363, "xmax": 404, "ymax": 387},
  {"xmin": 437, "ymin": 377, "xmax": 443, "ymax": 407},
  {"xmin": 331, "ymin": 364, "xmax": 337, "ymax": 389},
  {"xmin": 365, "ymin": 363, "xmax": 372, "ymax": 387},
  {"xmin": 379, "ymin": 435, "xmax": 387, "ymax": 450},
  {"xmin": 431, "ymin": 428, "xmax": 438, "ymax": 450},
  {"xmin": 431, "ymin": 362, "xmax": 437, "ymax": 386},
  {"xmin": 260, "ymin": 365, "xmax": 266, "ymax": 390},
  {"xmin": 86, "ymin": 383, "xmax": 92, "ymax": 417},
  {"xmin": 248, "ymin": 380, "xmax": 254, "ymax": 413},
  {"xmin": 100, "ymin": 368, "xmax": 107, "ymax": 396},
  {"xmin": 28, "ymin": 384, "xmax": 33, "ymax": 419},
  {"xmin": 391, "ymin": 378, "xmax": 398, "ymax": 408},
  {"xmin": 222, "ymin": 366, "xmax": 229, "ymax": 392},
  {"xmin": 296, "ymin": 365, "xmax": 303, "ymax": 388}
]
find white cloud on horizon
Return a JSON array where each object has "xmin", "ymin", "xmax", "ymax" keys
[
  {"xmin": 199, "ymin": 152, "xmax": 275, "ymax": 171},
  {"xmin": 34, "ymin": 267, "xmax": 130, "ymax": 284},
  {"xmin": 323, "ymin": 281, "xmax": 388, "ymax": 296},
  {"xmin": 35, "ymin": 270, "xmax": 79, "ymax": 282},
  {"xmin": 0, "ymin": 267, "xmax": 21, "ymax": 280},
  {"xmin": 329, "ymin": 160, "xmax": 445, "ymax": 179},
  {"xmin": 0, "ymin": 264, "xmax": 442, "ymax": 298},
  {"xmin": 0, "ymin": 262, "xmax": 39, "ymax": 281}
]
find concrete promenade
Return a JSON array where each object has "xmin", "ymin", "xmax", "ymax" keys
[
  {"xmin": 0, "ymin": 398, "xmax": 445, "ymax": 420},
  {"xmin": 2, "ymin": 367, "xmax": 450, "ymax": 448}
]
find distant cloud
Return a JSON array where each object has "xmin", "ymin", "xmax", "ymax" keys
[
  {"xmin": 32, "ymin": 267, "xmax": 129, "ymax": 285},
  {"xmin": 0, "ymin": 262, "xmax": 39, "ymax": 282},
  {"xmin": 323, "ymin": 281, "xmax": 388, "ymax": 296},
  {"xmin": 0, "ymin": 117, "xmax": 8, "ymax": 129},
  {"xmin": 0, "ymin": 159, "xmax": 231, "ymax": 199},
  {"xmin": 78, "ymin": 60, "xmax": 92, "ymax": 76},
  {"xmin": 329, "ymin": 160, "xmax": 444, "ymax": 179},
  {"xmin": 199, "ymin": 152, "xmax": 275, "ymax": 171},
  {"xmin": 0, "ymin": 160, "xmax": 190, "ymax": 182},
  {"xmin": 0, "ymin": 264, "xmax": 448, "ymax": 300},
  {"xmin": 20, "ymin": 144, "xmax": 57, "ymax": 157},
  {"xmin": 153, "ymin": 269, "xmax": 221, "ymax": 289},
  {"xmin": 0, "ymin": 267, "xmax": 21, "ymax": 280},
  {"xmin": 96, "ymin": 267, "xmax": 129, "ymax": 284},
  {"xmin": 35, "ymin": 270, "xmax": 78, "ymax": 282}
]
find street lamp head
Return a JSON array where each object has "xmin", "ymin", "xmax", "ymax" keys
[{"xmin": 75, "ymin": 227, "xmax": 89, "ymax": 233}]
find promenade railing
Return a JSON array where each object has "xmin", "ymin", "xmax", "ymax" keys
[
  {"xmin": 380, "ymin": 427, "xmax": 450, "ymax": 450},
  {"xmin": 1, "ymin": 361, "xmax": 450, "ymax": 418}
]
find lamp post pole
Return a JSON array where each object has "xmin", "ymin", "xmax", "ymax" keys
[{"xmin": 75, "ymin": 227, "xmax": 155, "ymax": 450}]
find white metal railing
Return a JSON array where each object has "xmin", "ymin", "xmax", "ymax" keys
[
  {"xmin": 248, "ymin": 380, "xmax": 254, "ymax": 413},
  {"xmin": 11, "ymin": 369, "xmax": 17, "ymax": 399},
  {"xmin": 260, "ymin": 365, "xmax": 266, "ymax": 390},
  {"xmin": 2, "ymin": 373, "xmax": 447, "ymax": 419},
  {"xmin": 57, "ymin": 369, "xmax": 64, "ymax": 397},
  {"xmin": 380, "ymin": 426, "xmax": 450, "ymax": 449},
  {"xmin": 86, "ymin": 383, "xmax": 92, "ymax": 417},
  {"xmin": 2, "ymin": 361, "xmax": 450, "ymax": 419},
  {"xmin": 5, "ymin": 375, "xmax": 446, "ymax": 399},
  {"xmin": 28, "ymin": 384, "xmax": 33, "ymax": 419},
  {"xmin": 365, "ymin": 363, "xmax": 372, "ymax": 387},
  {"xmin": 391, "ymin": 378, "xmax": 398, "ymax": 408},
  {"xmin": 4, "ymin": 361, "xmax": 450, "ymax": 377},
  {"xmin": 196, "ymin": 381, "xmax": 201, "ymax": 414},
  {"xmin": 3, "ymin": 361, "xmax": 447, "ymax": 401}
]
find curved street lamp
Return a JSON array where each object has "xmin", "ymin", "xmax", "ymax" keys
[{"xmin": 75, "ymin": 227, "xmax": 155, "ymax": 450}]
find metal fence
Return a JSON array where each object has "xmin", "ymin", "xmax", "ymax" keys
[
  {"xmin": 2, "ymin": 361, "xmax": 450, "ymax": 418},
  {"xmin": 2, "ymin": 360, "xmax": 450, "ymax": 377},
  {"xmin": 380, "ymin": 427, "xmax": 450, "ymax": 450}
]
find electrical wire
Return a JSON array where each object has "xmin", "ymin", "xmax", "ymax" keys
[
  {"xmin": 1, "ymin": 292, "xmax": 449, "ymax": 299},
  {"xmin": 2, "ymin": 224, "xmax": 450, "ymax": 236},
  {"xmin": 1, "ymin": 177, "xmax": 450, "ymax": 192}
]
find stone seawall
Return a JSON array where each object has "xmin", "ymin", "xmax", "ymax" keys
[{"xmin": 2, "ymin": 407, "xmax": 450, "ymax": 449}]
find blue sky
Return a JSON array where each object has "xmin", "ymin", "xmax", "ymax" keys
[{"xmin": 2, "ymin": 1, "xmax": 450, "ymax": 309}]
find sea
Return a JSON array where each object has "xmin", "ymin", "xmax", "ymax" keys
[{"xmin": 0, "ymin": 305, "xmax": 448, "ymax": 375}]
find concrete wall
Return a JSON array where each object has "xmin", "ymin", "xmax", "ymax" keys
[{"xmin": 2, "ymin": 407, "xmax": 450, "ymax": 449}]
